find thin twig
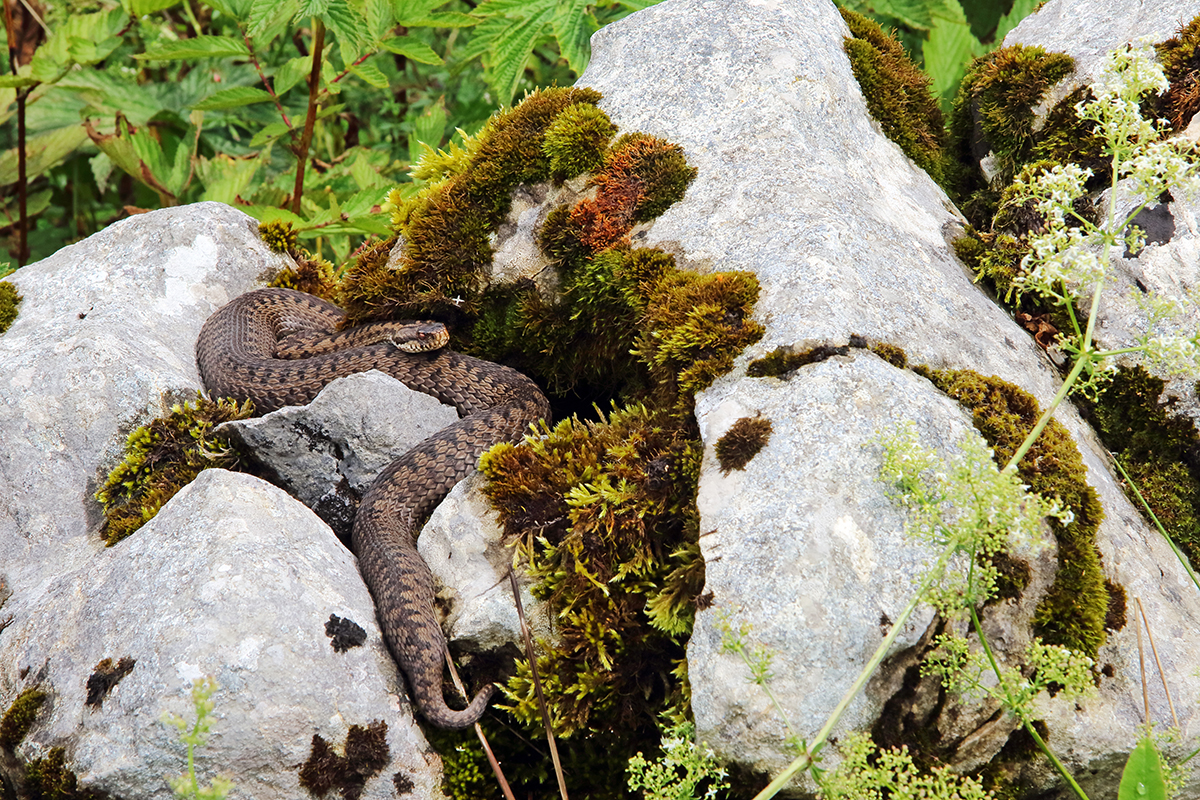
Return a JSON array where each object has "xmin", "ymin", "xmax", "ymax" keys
[
  {"xmin": 1135, "ymin": 597, "xmax": 1178, "ymax": 728},
  {"xmin": 291, "ymin": 17, "xmax": 325, "ymax": 215},
  {"xmin": 1135, "ymin": 597, "xmax": 1149, "ymax": 723},
  {"xmin": 509, "ymin": 569, "xmax": 569, "ymax": 800},
  {"xmin": 442, "ymin": 651, "xmax": 516, "ymax": 800}
]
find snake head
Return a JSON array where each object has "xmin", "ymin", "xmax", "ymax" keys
[{"xmin": 390, "ymin": 322, "xmax": 450, "ymax": 353}]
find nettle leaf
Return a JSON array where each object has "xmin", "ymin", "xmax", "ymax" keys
[
  {"xmin": 248, "ymin": 0, "xmax": 300, "ymax": 47},
  {"xmin": 272, "ymin": 55, "xmax": 313, "ymax": 96},
  {"xmin": 552, "ymin": 0, "xmax": 592, "ymax": 75},
  {"xmin": 485, "ymin": 0, "xmax": 556, "ymax": 105},
  {"xmin": 349, "ymin": 63, "xmax": 389, "ymax": 88},
  {"xmin": 850, "ymin": 0, "xmax": 933, "ymax": 32},
  {"xmin": 296, "ymin": 0, "xmax": 331, "ymax": 16},
  {"xmin": 136, "ymin": 36, "xmax": 250, "ymax": 61},
  {"xmin": 995, "ymin": 0, "xmax": 1039, "ymax": 42},
  {"xmin": 391, "ymin": 0, "xmax": 447, "ymax": 19},
  {"xmin": 192, "ymin": 86, "xmax": 275, "ymax": 110},
  {"xmin": 923, "ymin": 0, "xmax": 980, "ymax": 101},
  {"xmin": 125, "ymin": 0, "xmax": 182, "ymax": 15},
  {"xmin": 364, "ymin": 0, "xmax": 393, "ymax": 39},
  {"xmin": 320, "ymin": 0, "xmax": 371, "ymax": 62},
  {"xmin": 1118, "ymin": 737, "xmax": 1167, "ymax": 800},
  {"xmin": 407, "ymin": 98, "xmax": 447, "ymax": 162},
  {"xmin": 379, "ymin": 35, "xmax": 443, "ymax": 65},
  {"xmin": 403, "ymin": 11, "xmax": 476, "ymax": 27}
]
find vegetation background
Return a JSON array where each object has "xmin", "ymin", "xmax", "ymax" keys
[{"xmin": 0, "ymin": 0, "xmax": 1031, "ymax": 270}]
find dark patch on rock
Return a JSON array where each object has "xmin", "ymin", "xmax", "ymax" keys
[
  {"xmin": 86, "ymin": 657, "xmax": 136, "ymax": 708},
  {"xmin": 392, "ymin": 772, "xmax": 415, "ymax": 795},
  {"xmin": 299, "ymin": 720, "xmax": 389, "ymax": 800},
  {"xmin": 714, "ymin": 416, "xmax": 773, "ymax": 474},
  {"xmin": 325, "ymin": 615, "xmax": 367, "ymax": 653},
  {"xmin": 1124, "ymin": 202, "xmax": 1175, "ymax": 257}
]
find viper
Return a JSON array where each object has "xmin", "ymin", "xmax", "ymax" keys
[{"xmin": 196, "ymin": 287, "xmax": 549, "ymax": 728}]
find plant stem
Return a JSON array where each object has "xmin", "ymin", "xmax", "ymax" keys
[
  {"xmin": 752, "ymin": 545, "xmax": 956, "ymax": 800},
  {"xmin": 969, "ymin": 607, "xmax": 1090, "ymax": 800},
  {"xmin": 291, "ymin": 17, "xmax": 325, "ymax": 215},
  {"xmin": 1001, "ymin": 349, "xmax": 1090, "ymax": 473}
]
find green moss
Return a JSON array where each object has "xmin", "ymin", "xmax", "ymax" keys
[
  {"xmin": 543, "ymin": 102, "xmax": 618, "ymax": 177},
  {"xmin": 1083, "ymin": 365, "xmax": 1200, "ymax": 565},
  {"xmin": 298, "ymin": 721, "xmax": 389, "ymax": 800},
  {"xmin": 715, "ymin": 415, "xmax": 773, "ymax": 474},
  {"xmin": 870, "ymin": 342, "xmax": 909, "ymax": 369},
  {"xmin": 917, "ymin": 368, "xmax": 1111, "ymax": 658},
  {"xmin": 0, "ymin": 279, "xmax": 21, "ymax": 335},
  {"xmin": 338, "ymin": 86, "xmax": 603, "ymax": 324},
  {"xmin": 479, "ymin": 404, "xmax": 704, "ymax": 736},
  {"xmin": 840, "ymin": 9, "xmax": 947, "ymax": 185},
  {"xmin": 25, "ymin": 747, "xmax": 117, "ymax": 800},
  {"xmin": 946, "ymin": 45, "xmax": 1076, "ymax": 218},
  {"xmin": 258, "ymin": 219, "xmax": 298, "ymax": 254},
  {"xmin": 1, "ymin": 686, "xmax": 46, "ymax": 749},
  {"xmin": 95, "ymin": 394, "xmax": 254, "ymax": 545},
  {"xmin": 746, "ymin": 344, "xmax": 850, "ymax": 377},
  {"xmin": 1156, "ymin": 14, "xmax": 1200, "ymax": 129}
]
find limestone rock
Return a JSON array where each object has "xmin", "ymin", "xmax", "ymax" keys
[
  {"xmin": 579, "ymin": 0, "xmax": 1200, "ymax": 795},
  {"xmin": 218, "ymin": 370, "xmax": 459, "ymax": 540},
  {"xmin": 2, "ymin": 469, "xmax": 441, "ymax": 800}
]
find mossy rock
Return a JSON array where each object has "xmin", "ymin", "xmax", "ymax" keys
[
  {"xmin": 840, "ymin": 9, "xmax": 947, "ymax": 187},
  {"xmin": 1, "ymin": 686, "xmax": 46, "ymax": 750}
]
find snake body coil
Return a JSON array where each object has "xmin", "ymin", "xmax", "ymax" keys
[{"xmin": 196, "ymin": 288, "xmax": 549, "ymax": 728}]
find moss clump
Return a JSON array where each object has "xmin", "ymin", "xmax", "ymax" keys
[
  {"xmin": 258, "ymin": 219, "xmax": 299, "ymax": 253},
  {"xmin": 1156, "ymin": 14, "xmax": 1200, "ymax": 130},
  {"xmin": 338, "ymin": 86, "xmax": 604, "ymax": 324},
  {"xmin": 916, "ymin": 368, "xmax": 1111, "ymax": 658},
  {"xmin": 298, "ymin": 721, "xmax": 389, "ymax": 800},
  {"xmin": 870, "ymin": 342, "xmax": 908, "ymax": 369},
  {"xmin": 0, "ymin": 278, "xmax": 21, "ymax": 335},
  {"xmin": 85, "ymin": 657, "xmax": 136, "ymax": 708},
  {"xmin": 25, "ymin": 747, "xmax": 117, "ymax": 800},
  {"xmin": 747, "ymin": 344, "xmax": 850, "ymax": 377},
  {"xmin": 715, "ymin": 415, "xmax": 773, "ymax": 474},
  {"xmin": 95, "ymin": 394, "xmax": 254, "ymax": 545},
  {"xmin": 480, "ymin": 404, "xmax": 704, "ymax": 736},
  {"xmin": 840, "ymin": 9, "xmax": 946, "ymax": 185},
  {"xmin": 543, "ymin": 102, "xmax": 618, "ymax": 177},
  {"xmin": 1084, "ymin": 365, "xmax": 1200, "ymax": 564},
  {"xmin": 1, "ymin": 686, "xmax": 46, "ymax": 749},
  {"xmin": 946, "ymin": 45, "xmax": 1078, "ymax": 219}
]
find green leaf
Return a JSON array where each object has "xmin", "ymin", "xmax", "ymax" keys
[
  {"xmin": 249, "ymin": 120, "xmax": 294, "ymax": 148},
  {"xmin": 57, "ymin": 71, "xmax": 165, "ymax": 127},
  {"xmin": 127, "ymin": 0, "xmax": 182, "ymax": 14},
  {"xmin": 1118, "ymin": 738, "xmax": 1168, "ymax": 800},
  {"xmin": 364, "ymin": 0, "xmax": 392, "ymax": 39},
  {"xmin": 485, "ymin": 0, "xmax": 556, "ymax": 105},
  {"xmin": 136, "ymin": 36, "xmax": 250, "ymax": 60},
  {"xmin": 191, "ymin": 86, "xmax": 275, "ymax": 110},
  {"xmin": 400, "ymin": 11, "xmax": 477, "ymax": 27},
  {"xmin": 248, "ymin": 0, "xmax": 299, "ymax": 46},
  {"xmin": 551, "ymin": 0, "xmax": 591, "ymax": 75},
  {"xmin": 391, "ymin": 0, "xmax": 446, "ymax": 19},
  {"xmin": 923, "ymin": 0, "xmax": 981, "ymax": 102},
  {"xmin": 296, "ymin": 0, "xmax": 330, "ymax": 17},
  {"xmin": 850, "ymin": 0, "xmax": 934, "ymax": 32},
  {"xmin": 272, "ymin": 55, "xmax": 312, "ymax": 96},
  {"xmin": 348, "ymin": 63, "xmax": 389, "ymax": 88},
  {"xmin": 379, "ymin": 36, "xmax": 443, "ymax": 64},
  {"xmin": 0, "ymin": 67, "xmax": 37, "ymax": 89},
  {"xmin": 408, "ymin": 98, "xmax": 447, "ymax": 162},
  {"xmin": 994, "ymin": 0, "xmax": 1039, "ymax": 43},
  {"xmin": 472, "ymin": 0, "xmax": 539, "ymax": 13},
  {"xmin": 0, "ymin": 125, "xmax": 89, "ymax": 185},
  {"xmin": 320, "ymin": 0, "xmax": 371, "ymax": 61}
]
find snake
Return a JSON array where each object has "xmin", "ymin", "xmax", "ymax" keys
[{"xmin": 195, "ymin": 287, "xmax": 550, "ymax": 728}]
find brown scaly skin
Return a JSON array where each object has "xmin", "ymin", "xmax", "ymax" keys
[{"xmin": 196, "ymin": 288, "xmax": 550, "ymax": 728}]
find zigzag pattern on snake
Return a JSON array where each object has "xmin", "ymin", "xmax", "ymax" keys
[{"xmin": 196, "ymin": 287, "xmax": 550, "ymax": 728}]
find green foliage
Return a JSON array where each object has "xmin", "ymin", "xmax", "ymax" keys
[
  {"xmin": 0, "ymin": 276, "xmax": 21, "ymax": 335},
  {"xmin": 1118, "ymin": 734, "xmax": 1168, "ymax": 800},
  {"xmin": 1085, "ymin": 365, "xmax": 1200, "ymax": 567},
  {"xmin": 161, "ymin": 677, "xmax": 233, "ymax": 800},
  {"xmin": 915, "ymin": 368, "xmax": 1112, "ymax": 657},
  {"xmin": 822, "ymin": 732, "xmax": 994, "ymax": 800},
  {"xmin": 0, "ymin": 686, "xmax": 46, "ymax": 750},
  {"xmin": 627, "ymin": 721, "xmax": 729, "ymax": 800},
  {"xmin": 95, "ymin": 394, "xmax": 254, "ymax": 545},
  {"xmin": 24, "ymin": 747, "xmax": 116, "ymax": 800},
  {"xmin": 840, "ymin": 9, "xmax": 947, "ymax": 185},
  {"xmin": 479, "ymin": 404, "xmax": 705, "ymax": 735}
]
